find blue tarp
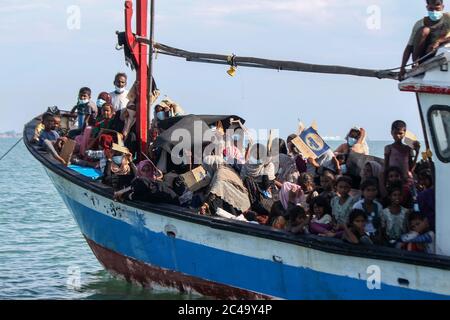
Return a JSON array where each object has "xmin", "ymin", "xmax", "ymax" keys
[{"xmin": 68, "ymin": 165, "xmax": 103, "ymax": 180}]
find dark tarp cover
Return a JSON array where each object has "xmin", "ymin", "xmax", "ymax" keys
[{"xmin": 157, "ymin": 114, "xmax": 245, "ymax": 131}]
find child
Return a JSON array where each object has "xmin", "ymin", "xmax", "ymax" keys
[
  {"xmin": 331, "ymin": 176, "xmax": 356, "ymax": 225},
  {"xmin": 319, "ymin": 169, "xmax": 337, "ymax": 203},
  {"xmin": 287, "ymin": 205, "xmax": 310, "ymax": 235},
  {"xmin": 381, "ymin": 183, "xmax": 409, "ymax": 245},
  {"xmin": 352, "ymin": 178, "xmax": 384, "ymax": 243},
  {"xmin": 342, "ymin": 209, "xmax": 373, "ymax": 245},
  {"xmin": 71, "ymin": 87, "xmax": 97, "ymax": 129},
  {"xmin": 399, "ymin": 213, "xmax": 435, "ymax": 254},
  {"xmin": 382, "ymin": 166, "xmax": 413, "ymax": 209},
  {"xmin": 384, "ymin": 120, "xmax": 420, "ymax": 182},
  {"xmin": 417, "ymin": 169, "xmax": 435, "ymax": 231},
  {"xmin": 298, "ymin": 173, "xmax": 319, "ymax": 210},
  {"xmin": 309, "ymin": 196, "xmax": 333, "ymax": 235},
  {"xmin": 92, "ymin": 103, "xmax": 116, "ymax": 138},
  {"xmin": 272, "ymin": 216, "xmax": 287, "ymax": 230},
  {"xmin": 96, "ymin": 92, "xmax": 112, "ymax": 119}
]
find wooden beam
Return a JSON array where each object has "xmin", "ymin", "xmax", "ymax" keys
[{"xmin": 136, "ymin": 39, "xmax": 400, "ymax": 80}]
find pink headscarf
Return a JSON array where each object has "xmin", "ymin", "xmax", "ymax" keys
[
  {"xmin": 137, "ymin": 160, "xmax": 158, "ymax": 181},
  {"xmin": 280, "ymin": 182, "xmax": 304, "ymax": 211}
]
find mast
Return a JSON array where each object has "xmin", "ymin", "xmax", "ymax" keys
[
  {"xmin": 124, "ymin": 0, "xmax": 149, "ymax": 159},
  {"xmin": 147, "ymin": 0, "xmax": 155, "ymax": 150}
]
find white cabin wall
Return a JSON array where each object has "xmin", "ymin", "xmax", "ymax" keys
[{"xmin": 418, "ymin": 93, "xmax": 450, "ymax": 256}]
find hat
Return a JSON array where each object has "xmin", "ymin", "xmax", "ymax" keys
[
  {"xmin": 112, "ymin": 143, "xmax": 130, "ymax": 155},
  {"xmin": 159, "ymin": 98, "xmax": 174, "ymax": 110}
]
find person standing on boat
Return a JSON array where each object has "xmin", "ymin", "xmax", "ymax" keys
[
  {"xmin": 400, "ymin": 0, "xmax": 450, "ymax": 80},
  {"xmin": 110, "ymin": 73, "xmax": 129, "ymax": 112},
  {"xmin": 70, "ymin": 87, "xmax": 97, "ymax": 129}
]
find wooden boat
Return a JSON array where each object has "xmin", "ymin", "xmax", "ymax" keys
[{"xmin": 23, "ymin": 1, "xmax": 450, "ymax": 299}]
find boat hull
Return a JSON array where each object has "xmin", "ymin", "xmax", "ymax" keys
[{"xmin": 45, "ymin": 168, "xmax": 450, "ymax": 300}]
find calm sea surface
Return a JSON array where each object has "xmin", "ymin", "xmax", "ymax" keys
[{"xmin": 0, "ymin": 138, "xmax": 387, "ymax": 300}]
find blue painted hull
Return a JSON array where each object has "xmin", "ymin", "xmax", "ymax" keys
[{"xmin": 58, "ymin": 191, "xmax": 449, "ymax": 300}]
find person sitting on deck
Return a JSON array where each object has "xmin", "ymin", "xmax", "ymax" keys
[
  {"xmin": 360, "ymin": 160, "xmax": 384, "ymax": 197},
  {"xmin": 352, "ymin": 178, "xmax": 384, "ymax": 244},
  {"xmin": 159, "ymin": 97, "xmax": 185, "ymax": 118},
  {"xmin": 199, "ymin": 155, "xmax": 251, "ymax": 217},
  {"xmin": 318, "ymin": 169, "xmax": 337, "ymax": 204},
  {"xmin": 381, "ymin": 166, "xmax": 413, "ymax": 209},
  {"xmin": 286, "ymin": 134, "xmax": 307, "ymax": 174},
  {"xmin": 399, "ymin": 213, "xmax": 435, "ymax": 254},
  {"xmin": 110, "ymin": 73, "xmax": 129, "ymax": 112},
  {"xmin": 39, "ymin": 113, "xmax": 60, "ymax": 147},
  {"xmin": 331, "ymin": 176, "xmax": 357, "ymax": 226},
  {"xmin": 38, "ymin": 113, "xmax": 69, "ymax": 165},
  {"xmin": 417, "ymin": 168, "xmax": 436, "ymax": 231},
  {"xmin": 381, "ymin": 183, "xmax": 410, "ymax": 246},
  {"xmin": 384, "ymin": 120, "xmax": 420, "ymax": 183},
  {"xmin": 241, "ymin": 143, "xmax": 276, "ymax": 215},
  {"xmin": 70, "ymin": 87, "xmax": 97, "ymax": 129},
  {"xmin": 308, "ymin": 196, "xmax": 333, "ymax": 236},
  {"xmin": 342, "ymin": 209, "xmax": 374, "ymax": 245},
  {"xmin": 297, "ymin": 172, "xmax": 319, "ymax": 210},
  {"xmin": 286, "ymin": 205, "xmax": 311, "ymax": 235},
  {"xmin": 271, "ymin": 137, "xmax": 300, "ymax": 184},
  {"xmin": 270, "ymin": 182, "xmax": 304, "ymax": 224},
  {"xmin": 102, "ymin": 144, "xmax": 136, "ymax": 191},
  {"xmin": 400, "ymin": 0, "xmax": 450, "ymax": 80},
  {"xmin": 335, "ymin": 127, "xmax": 369, "ymax": 156}
]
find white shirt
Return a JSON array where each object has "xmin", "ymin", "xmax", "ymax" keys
[{"xmin": 110, "ymin": 90, "xmax": 129, "ymax": 112}]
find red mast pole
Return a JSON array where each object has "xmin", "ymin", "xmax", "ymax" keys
[{"xmin": 124, "ymin": 0, "xmax": 148, "ymax": 159}]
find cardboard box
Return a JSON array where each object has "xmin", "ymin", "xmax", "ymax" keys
[
  {"xmin": 180, "ymin": 166, "xmax": 211, "ymax": 192},
  {"xmin": 59, "ymin": 138, "xmax": 77, "ymax": 165}
]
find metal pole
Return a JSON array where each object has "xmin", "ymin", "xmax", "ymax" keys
[
  {"xmin": 147, "ymin": 0, "xmax": 155, "ymax": 151},
  {"xmin": 136, "ymin": 0, "xmax": 149, "ymax": 158}
]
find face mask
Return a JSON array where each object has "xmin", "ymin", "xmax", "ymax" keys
[
  {"xmin": 428, "ymin": 10, "xmax": 444, "ymax": 21},
  {"xmin": 347, "ymin": 137, "xmax": 357, "ymax": 147},
  {"xmin": 78, "ymin": 98, "xmax": 89, "ymax": 105},
  {"xmin": 156, "ymin": 111, "xmax": 165, "ymax": 121},
  {"xmin": 97, "ymin": 99, "xmax": 106, "ymax": 108},
  {"xmin": 115, "ymin": 86, "xmax": 125, "ymax": 94},
  {"xmin": 112, "ymin": 156, "xmax": 124, "ymax": 165}
]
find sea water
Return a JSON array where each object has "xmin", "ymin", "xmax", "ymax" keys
[{"xmin": 0, "ymin": 138, "xmax": 388, "ymax": 300}]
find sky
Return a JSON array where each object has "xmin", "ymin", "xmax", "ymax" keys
[{"xmin": 0, "ymin": 0, "xmax": 433, "ymax": 140}]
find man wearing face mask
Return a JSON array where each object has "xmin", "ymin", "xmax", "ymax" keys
[
  {"xmin": 110, "ymin": 72, "xmax": 130, "ymax": 112},
  {"xmin": 400, "ymin": 0, "xmax": 450, "ymax": 80}
]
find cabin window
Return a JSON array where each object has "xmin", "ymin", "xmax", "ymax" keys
[{"xmin": 429, "ymin": 107, "xmax": 450, "ymax": 162}]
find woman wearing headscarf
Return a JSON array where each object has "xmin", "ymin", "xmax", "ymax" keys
[
  {"xmin": 136, "ymin": 160, "xmax": 163, "ymax": 181},
  {"xmin": 361, "ymin": 160, "xmax": 384, "ymax": 195},
  {"xmin": 270, "ymin": 182, "xmax": 305, "ymax": 224}
]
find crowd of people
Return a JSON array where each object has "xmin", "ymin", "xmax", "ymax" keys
[{"xmin": 32, "ymin": 72, "xmax": 437, "ymax": 256}]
